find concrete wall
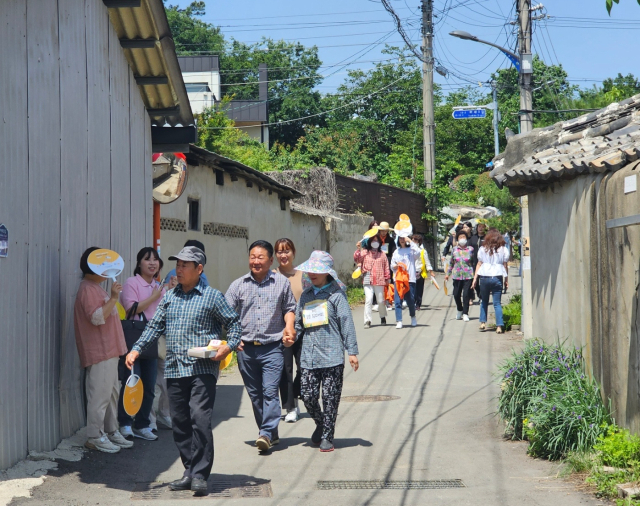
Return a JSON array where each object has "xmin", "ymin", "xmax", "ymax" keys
[
  {"xmin": 0, "ymin": 0, "xmax": 152, "ymax": 468},
  {"xmin": 159, "ymin": 163, "xmax": 369, "ymax": 292},
  {"xmin": 528, "ymin": 164, "xmax": 640, "ymax": 432}
]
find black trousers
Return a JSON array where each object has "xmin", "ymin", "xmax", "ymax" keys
[
  {"xmin": 453, "ymin": 278, "xmax": 473, "ymax": 315},
  {"xmin": 166, "ymin": 374, "xmax": 217, "ymax": 480},
  {"xmin": 279, "ymin": 337, "xmax": 302, "ymax": 411},
  {"xmin": 415, "ymin": 276, "xmax": 425, "ymax": 308}
]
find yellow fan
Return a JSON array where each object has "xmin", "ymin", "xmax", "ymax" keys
[
  {"xmin": 363, "ymin": 227, "xmax": 379, "ymax": 239},
  {"xmin": 454, "ymin": 215, "xmax": 462, "ymax": 227},
  {"xmin": 443, "ymin": 281, "xmax": 449, "ymax": 296},
  {"xmin": 431, "ymin": 276, "xmax": 440, "ymax": 290},
  {"xmin": 399, "ymin": 213, "xmax": 410, "ymax": 222},
  {"xmin": 116, "ymin": 301, "xmax": 126, "ymax": 320},
  {"xmin": 394, "ymin": 220, "xmax": 413, "ymax": 238},
  {"xmin": 219, "ymin": 341, "xmax": 233, "ymax": 371},
  {"xmin": 123, "ymin": 373, "xmax": 143, "ymax": 417},
  {"xmin": 87, "ymin": 249, "xmax": 124, "ymax": 281},
  {"xmin": 352, "ymin": 266, "xmax": 362, "ymax": 279}
]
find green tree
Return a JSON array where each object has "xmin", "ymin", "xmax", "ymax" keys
[
  {"xmin": 219, "ymin": 38, "xmax": 324, "ymax": 148},
  {"xmin": 164, "ymin": 1, "xmax": 225, "ymax": 55},
  {"xmin": 606, "ymin": 0, "xmax": 640, "ymax": 14}
]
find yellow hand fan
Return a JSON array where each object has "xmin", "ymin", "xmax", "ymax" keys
[
  {"xmin": 116, "ymin": 301, "xmax": 126, "ymax": 320},
  {"xmin": 123, "ymin": 372, "xmax": 143, "ymax": 417},
  {"xmin": 87, "ymin": 249, "xmax": 124, "ymax": 281},
  {"xmin": 430, "ymin": 276, "xmax": 440, "ymax": 290},
  {"xmin": 394, "ymin": 220, "xmax": 413, "ymax": 238},
  {"xmin": 443, "ymin": 281, "xmax": 449, "ymax": 296},
  {"xmin": 363, "ymin": 227, "xmax": 379, "ymax": 239},
  {"xmin": 454, "ymin": 215, "xmax": 462, "ymax": 227},
  {"xmin": 399, "ymin": 213, "xmax": 410, "ymax": 222},
  {"xmin": 219, "ymin": 341, "xmax": 233, "ymax": 371},
  {"xmin": 352, "ymin": 266, "xmax": 362, "ymax": 279}
]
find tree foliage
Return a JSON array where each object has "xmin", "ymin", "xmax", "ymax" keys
[{"xmin": 163, "ymin": 1, "xmax": 224, "ymax": 55}]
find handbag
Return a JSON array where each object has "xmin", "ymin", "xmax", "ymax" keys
[{"xmin": 121, "ymin": 302, "xmax": 158, "ymax": 360}]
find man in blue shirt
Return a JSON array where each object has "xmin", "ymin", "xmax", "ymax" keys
[{"xmin": 126, "ymin": 246, "xmax": 241, "ymax": 496}]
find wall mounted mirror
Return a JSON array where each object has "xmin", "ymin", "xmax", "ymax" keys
[{"xmin": 152, "ymin": 154, "xmax": 188, "ymax": 204}]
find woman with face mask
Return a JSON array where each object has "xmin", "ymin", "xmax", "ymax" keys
[
  {"xmin": 354, "ymin": 234, "xmax": 391, "ymax": 328},
  {"xmin": 445, "ymin": 230, "xmax": 475, "ymax": 322}
]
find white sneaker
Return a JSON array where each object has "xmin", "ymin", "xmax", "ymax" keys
[
  {"xmin": 463, "ymin": 314, "xmax": 470, "ymax": 322},
  {"xmin": 156, "ymin": 415, "xmax": 172, "ymax": 430},
  {"xmin": 402, "ymin": 301, "xmax": 408, "ymax": 309},
  {"xmin": 284, "ymin": 407, "xmax": 299, "ymax": 423},
  {"xmin": 372, "ymin": 304, "xmax": 379, "ymax": 312},
  {"xmin": 411, "ymin": 317, "xmax": 417, "ymax": 327},
  {"xmin": 108, "ymin": 430, "xmax": 134, "ymax": 449},
  {"xmin": 133, "ymin": 427, "xmax": 158, "ymax": 441},
  {"xmin": 149, "ymin": 422, "xmax": 158, "ymax": 432},
  {"xmin": 85, "ymin": 435, "xmax": 120, "ymax": 453},
  {"xmin": 456, "ymin": 311, "xmax": 463, "ymax": 320},
  {"xmin": 396, "ymin": 321, "xmax": 403, "ymax": 329},
  {"xmin": 120, "ymin": 425, "xmax": 134, "ymax": 439}
]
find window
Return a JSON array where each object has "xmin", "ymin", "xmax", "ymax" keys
[
  {"xmin": 185, "ymin": 83, "xmax": 211, "ymax": 93},
  {"xmin": 188, "ymin": 198, "xmax": 200, "ymax": 231},
  {"xmin": 215, "ymin": 169, "xmax": 224, "ymax": 186}
]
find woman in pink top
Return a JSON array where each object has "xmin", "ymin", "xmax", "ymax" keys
[
  {"xmin": 118, "ymin": 247, "xmax": 174, "ymax": 442},
  {"xmin": 74, "ymin": 247, "xmax": 131, "ymax": 454}
]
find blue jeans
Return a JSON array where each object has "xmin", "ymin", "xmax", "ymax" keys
[
  {"xmin": 394, "ymin": 281, "xmax": 416, "ymax": 322},
  {"xmin": 118, "ymin": 358, "xmax": 157, "ymax": 429},
  {"xmin": 237, "ymin": 340, "xmax": 284, "ymax": 441},
  {"xmin": 479, "ymin": 276, "xmax": 504, "ymax": 327}
]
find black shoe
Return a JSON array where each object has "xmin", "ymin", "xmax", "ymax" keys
[
  {"xmin": 169, "ymin": 476, "xmax": 192, "ymax": 491},
  {"xmin": 311, "ymin": 425, "xmax": 322, "ymax": 445},
  {"xmin": 191, "ymin": 477, "xmax": 208, "ymax": 495},
  {"xmin": 381, "ymin": 317, "xmax": 386, "ymax": 325},
  {"xmin": 319, "ymin": 439, "xmax": 334, "ymax": 452}
]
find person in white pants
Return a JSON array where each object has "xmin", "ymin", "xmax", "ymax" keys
[{"xmin": 354, "ymin": 233, "xmax": 391, "ymax": 328}]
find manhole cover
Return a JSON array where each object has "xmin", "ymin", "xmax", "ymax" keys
[
  {"xmin": 340, "ymin": 395, "xmax": 400, "ymax": 402},
  {"xmin": 131, "ymin": 478, "xmax": 272, "ymax": 500},
  {"xmin": 317, "ymin": 480, "xmax": 465, "ymax": 490}
]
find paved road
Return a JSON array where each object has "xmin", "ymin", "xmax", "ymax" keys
[{"xmin": 12, "ymin": 270, "xmax": 599, "ymax": 505}]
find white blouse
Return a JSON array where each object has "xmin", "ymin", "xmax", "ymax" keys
[{"xmin": 477, "ymin": 246, "xmax": 509, "ymax": 277}]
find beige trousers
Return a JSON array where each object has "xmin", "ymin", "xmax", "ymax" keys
[
  {"xmin": 85, "ymin": 357, "xmax": 120, "ymax": 438},
  {"xmin": 149, "ymin": 359, "xmax": 171, "ymax": 425}
]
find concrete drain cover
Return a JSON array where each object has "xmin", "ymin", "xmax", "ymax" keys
[
  {"xmin": 340, "ymin": 395, "xmax": 400, "ymax": 402},
  {"xmin": 317, "ymin": 480, "xmax": 465, "ymax": 490},
  {"xmin": 131, "ymin": 478, "xmax": 272, "ymax": 500}
]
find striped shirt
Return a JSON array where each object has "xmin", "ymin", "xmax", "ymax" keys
[
  {"xmin": 225, "ymin": 270, "xmax": 296, "ymax": 344},
  {"xmin": 132, "ymin": 278, "xmax": 242, "ymax": 379},
  {"xmin": 295, "ymin": 281, "xmax": 359, "ymax": 369}
]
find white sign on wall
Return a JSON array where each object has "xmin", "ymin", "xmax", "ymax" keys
[{"xmin": 624, "ymin": 174, "xmax": 637, "ymax": 194}]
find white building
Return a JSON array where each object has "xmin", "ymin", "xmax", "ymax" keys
[{"xmin": 178, "ymin": 56, "xmax": 269, "ymax": 147}]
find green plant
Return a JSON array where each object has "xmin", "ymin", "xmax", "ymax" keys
[
  {"xmin": 594, "ymin": 424, "xmax": 640, "ymax": 468},
  {"xmin": 502, "ymin": 293, "xmax": 522, "ymax": 330},
  {"xmin": 563, "ymin": 451, "xmax": 597, "ymax": 475},
  {"xmin": 498, "ymin": 339, "xmax": 611, "ymax": 459},
  {"xmin": 346, "ymin": 286, "xmax": 365, "ymax": 308}
]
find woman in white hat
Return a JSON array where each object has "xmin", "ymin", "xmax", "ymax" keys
[{"xmin": 286, "ymin": 251, "xmax": 359, "ymax": 453}]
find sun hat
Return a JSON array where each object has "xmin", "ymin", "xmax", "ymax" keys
[
  {"xmin": 296, "ymin": 251, "xmax": 346, "ymax": 291},
  {"xmin": 378, "ymin": 222, "xmax": 390, "ymax": 231}
]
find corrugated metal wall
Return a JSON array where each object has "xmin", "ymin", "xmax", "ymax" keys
[{"xmin": 0, "ymin": 0, "xmax": 153, "ymax": 469}]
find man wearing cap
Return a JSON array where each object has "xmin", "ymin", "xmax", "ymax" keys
[
  {"xmin": 225, "ymin": 240, "xmax": 297, "ymax": 453},
  {"xmin": 126, "ymin": 246, "xmax": 242, "ymax": 496}
]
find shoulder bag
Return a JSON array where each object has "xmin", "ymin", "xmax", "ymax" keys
[{"xmin": 121, "ymin": 302, "xmax": 158, "ymax": 360}]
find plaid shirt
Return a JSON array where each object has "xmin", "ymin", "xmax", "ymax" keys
[
  {"xmin": 225, "ymin": 271, "xmax": 296, "ymax": 344},
  {"xmin": 295, "ymin": 282, "xmax": 359, "ymax": 369},
  {"xmin": 354, "ymin": 249, "xmax": 390, "ymax": 286},
  {"xmin": 132, "ymin": 278, "xmax": 242, "ymax": 379}
]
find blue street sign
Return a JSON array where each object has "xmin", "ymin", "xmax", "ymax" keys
[{"xmin": 452, "ymin": 108, "xmax": 487, "ymax": 119}]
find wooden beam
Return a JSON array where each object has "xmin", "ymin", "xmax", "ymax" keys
[
  {"xmin": 103, "ymin": 0, "xmax": 141, "ymax": 8},
  {"xmin": 135, "ymin": 76, "xmax": 169, "ymax": 86},
  {"xmin": 120, "ymin": 38, "xmax": 157, "ymax": 49}
]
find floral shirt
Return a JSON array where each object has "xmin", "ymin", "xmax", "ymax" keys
[{"xmin": 449, "ymin": 245, "xmax": 475, "ymax": 280}]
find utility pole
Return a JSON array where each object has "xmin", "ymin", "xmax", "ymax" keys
[
  {"xmin": 491, "ymin": 82, "xmax": 500, "ymax": 157},
  {"xmin": 518, "ymin": 0, "xmax": 533, "ymax": 338},
  {"xmin": 421, "ymin": 0, "xmax": 435, "ymax": 185}
]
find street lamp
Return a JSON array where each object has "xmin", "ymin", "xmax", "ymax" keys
[{"xmin": 449, "ymin": 31, "xmax": 521, "ymax": 71}]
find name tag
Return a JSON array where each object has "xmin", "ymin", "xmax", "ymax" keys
[
  {"xmin": 381, "ymin": 244, "xmax": 389, "ymax": 254},
  {"xmin": 302, "ymin": 300, "xmax": 329, "ymax": 328}
]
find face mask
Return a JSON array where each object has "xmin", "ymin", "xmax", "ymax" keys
[
  {"xmin": 371, "ymin": 241, "xmax": 380, "ymax": 249},
  {"xmin": 458, "ymin": 239, "xmax": 468, "ymax": 247}
]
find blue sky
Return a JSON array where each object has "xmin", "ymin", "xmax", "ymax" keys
[{"xmin": 169, "ymin": 0, "xmax": 640, "ymax": 95}]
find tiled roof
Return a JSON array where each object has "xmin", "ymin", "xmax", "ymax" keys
[{"xmin": 490, "ymin": 94, "xmax": 640, "ymax": 196}]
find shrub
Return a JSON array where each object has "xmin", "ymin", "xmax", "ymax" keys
[
  {"xmin": 502, "ymin": 293, "xmax": 522, "ymax": 330},
  {"xmin": 594, "ymin": 424, "xmax": 640, "ymax": 468},
  {"xmin": 498, "ymin": 339, "xmax": 611, "ymax": 459},
  {"xmin": 346, "ymin": 286, "xmax": 365, "ymax": 308}
]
